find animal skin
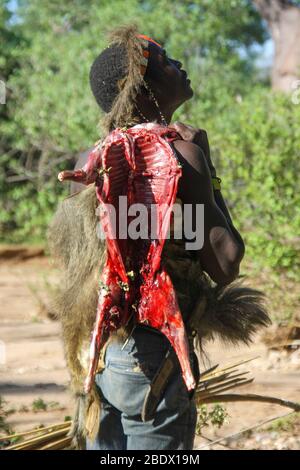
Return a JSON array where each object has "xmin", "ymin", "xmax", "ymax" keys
[{"xmin": 58, "ymin": 123, "xmax": 196, "ymax": 394}]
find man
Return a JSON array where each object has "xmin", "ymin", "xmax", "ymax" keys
[
  {"xmin": 51, "ymin": 25, "xmax": 268, "ymax": 450},
  {"xmin": 70, "ymin": 33, "xmax": 245, "ymax": 286}
]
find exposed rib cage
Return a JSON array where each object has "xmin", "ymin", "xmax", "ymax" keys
[{"xmin": 58, "ymin": 123, "xmax": 196, "ymax": 393}]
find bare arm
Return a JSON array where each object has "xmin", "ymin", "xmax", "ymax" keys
[
  {"xmin": 173, "ymin": 139, "xmax": 245, "ymax": 286},
  {"xmin": 213, "ymin": 188, "xmax": 245, "ymax": 249},
  {"xmin": 169, "ymin": 121, "xmax": 245, "ymax": 249}
]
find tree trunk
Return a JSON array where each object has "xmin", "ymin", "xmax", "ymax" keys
[{"xmin": 254, "ymin": 0, "xmax": 300, "ymax": 92}]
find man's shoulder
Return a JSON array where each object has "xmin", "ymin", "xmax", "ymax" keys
[
  {"xmin": 172, "ymin": 139, "xmax": 207, "ymax": 174},
  {"xmin": 172, "ymin": 139, "xmax": 202, "ymax": 155}
]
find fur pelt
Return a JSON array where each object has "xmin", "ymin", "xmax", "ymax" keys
[
  {"xmin": 47, "ymin": 185, "xmax": 271, "ymax": 444},
  {"xmin": 190, "ymin": 279, "xmax": 271, "ymax": 350},
  {"xmin": 47, "ymin": 185, "xmax": 105, "ymax": 393},
  {"xmin": 101, "ymin": 24, "xmax": 146, "ymax": 134}
]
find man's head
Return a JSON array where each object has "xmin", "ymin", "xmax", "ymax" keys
[
  {"xmin": 89, "ymin": 25, "xmax": 193, "ymax": 132},
  {"xmin": 143, "ymin": 41, "xmax": 193, "ymax": 111}
]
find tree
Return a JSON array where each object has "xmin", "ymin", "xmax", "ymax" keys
[
  {"xmin": 253, "ymin": 0, "xmax": 300, "ymax": 92},
  {"xmin": 0, "ymin": 0, "xmax": 269, "ymax": 242}
]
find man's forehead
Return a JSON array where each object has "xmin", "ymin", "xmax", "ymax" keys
[{"xmin": 149, "ymin": 42, "xmax": 166, "ymax": 56}]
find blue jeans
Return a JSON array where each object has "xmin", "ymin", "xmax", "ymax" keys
[{"xmin": 86, "ymin": 325, "xmax": 198, "ymax": 450}]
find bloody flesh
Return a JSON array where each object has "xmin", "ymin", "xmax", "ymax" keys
[{"xmin": 58, "ymin": 123, "xmax": 196, "ymax": 393}]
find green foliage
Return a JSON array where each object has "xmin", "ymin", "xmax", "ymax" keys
[
  {"xmin": 1, "ymin": 0, "xmax": 299, "ymax": 289},
  {"xmin": 0, "ymin": 395, "xmax": 13, "ymax": 435},
  {"xmin": 5, "ymin": 0, "xmax": 266, "ymax": 151},
  {"xmin": 31, "ymin": 397, "xmax": 64, "ymax": 412},
  {"xmin": 1, "ymin": 177, "xmax": 68, "ymax": 242},
  {"xmin": 206, "ymin": 88, "xmax": 300, "ymax": 277},
  {"xmin": 196, "ymin": 404, "xmax": 229, "ymax": 433},
  {"xmin": 32, "ymin": 398, "xmax": 48, "ymax": 412},
  {"xmin": 266, "ymin": 412, "xmax": 299, "ymax": 433}
]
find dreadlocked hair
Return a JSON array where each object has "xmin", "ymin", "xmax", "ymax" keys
[{"xmin": 89, "ymin": 24, "xmax": 146, "ymax": 135}]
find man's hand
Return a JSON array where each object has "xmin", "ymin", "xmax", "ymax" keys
[{"xmin": 169, "ymin": 121, "xmax": 216, "ymax": 177}]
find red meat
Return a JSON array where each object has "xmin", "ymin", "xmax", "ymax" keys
[{"xmin": 58, "ymin": 123, "xmax": 196, "ymax": 393}]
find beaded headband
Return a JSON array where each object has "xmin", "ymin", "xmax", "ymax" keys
[{"xmin": 136, "ymin": 34, "xmax": 162, "ymax": 76}]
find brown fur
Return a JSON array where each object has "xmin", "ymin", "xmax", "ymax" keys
[
  {"xmin": 47, "ymin": 185, "xmax": 106, "ymax": 394},
  {"xmin": 190, "ymin": 280, "xmax": 271, "ymax": 351},
  {"xmin": 48, "ymin": 187, "xmax": 271, "ymax": 390},
  {"xmin": 48, "ymin": 184, "xmax": 271, "ymax": 447},
  {"xmin": 48, "ymin": 26, "xmax": 271, "ymax": 442},
  {"xmin": 100, "ymin": 24, "xmax": 146, "ymax": 134}
]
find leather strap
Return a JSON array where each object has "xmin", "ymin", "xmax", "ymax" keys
[
  {"xmin": 141, "ymin": 346, "xmax": 179, "ymax": 422},
  {"xmin": 141, "ymin": 340, "xmax": 199, "ymax": 422}
]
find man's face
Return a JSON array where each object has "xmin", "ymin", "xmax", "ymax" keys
[{"xmin": 145, "ymin": 43, "xmax": 194, "ymax": 107}]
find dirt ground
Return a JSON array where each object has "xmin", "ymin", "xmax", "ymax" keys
[{"xmin": 0, "ymin": 253, "xmax": 299, "ymax": 450}]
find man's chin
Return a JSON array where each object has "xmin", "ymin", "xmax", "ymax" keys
[
  {"xmin": 185, "ymin": 84, "xmax": 194, "ymax": 99},
  {"xmin": 176, "ymin": 85, "xmax": 194, "ymax": 108}
]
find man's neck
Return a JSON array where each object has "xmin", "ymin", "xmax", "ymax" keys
[{"xmin": 133, "ymin": 102, "xmax": 174, "ymax": 126}]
